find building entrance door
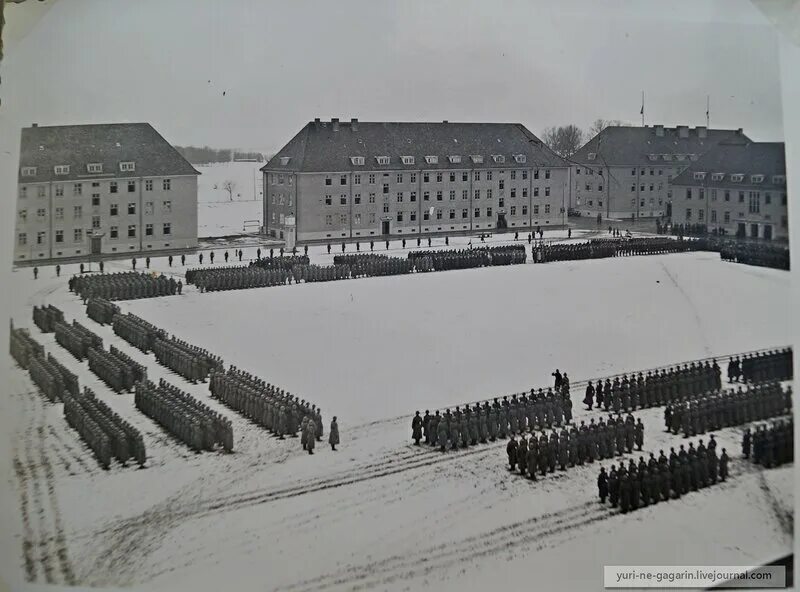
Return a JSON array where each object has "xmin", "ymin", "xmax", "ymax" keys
[
  {"xmin": 91, "ymin": 236, "xmax": 102, "ymax": 255},
  {"xmin": 497, "ymin": 213, "xmax": 507, "ymax": 229},
  {"xmin": 750, "ymin": 223, "xmax": 759, "ymax": 239},
  {"xmin": 381, "ymin": 220, "xmax": 390, "ymax": 235},
  {"xmin": 763, "ymin": 225, "xmax": 773, "ymax": 241},
  {"xmin": 737, "ymin": 223, "xmax": 746, "ymax": 238}
]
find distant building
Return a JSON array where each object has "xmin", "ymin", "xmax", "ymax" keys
[
  {"xmin": 570, "ymin": 125, "xmax": 749, "ymax": 221},
  {"xmin": 669, "ymin": 141, "xmax": 787, "ymax": 240},
  {"xmin": 261, "ymin": 119, "xmax": 570, "ymax": 242},
  {"xmin": 14, "ymin": 123, "xmax": 199, "ymax": 263}
]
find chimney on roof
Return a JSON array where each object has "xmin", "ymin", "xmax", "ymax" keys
[
  {"xmin": 443, "ymin": 120, "xmax": 448, "ymax": 124},
  {"xmin": 696, "ymin": 126, "xmax": 707, "ymax": 138},
  {"xmin": 351, "ymin": 118, "xmax": 358, "ymax": 132},
  {"xmin": 32, "ymin": 123, "xmax": 38, "ymax": 128},
  {"xmin": 313, "ymin": 118, "xmax": 320, "ymax": 129},
  {"xmin": 332, "ymin": 118, "xmax": 339, "ymax": 132},
  {"xmin": 736, "ymin": 128, "xmax": 743, "ymax": 135},
  {"xmin": 654, "ymin": 124, "xmax": 664, "ymax": 137},
  {"xmin": 677, "ymin": 125, "xmax": 689, "ymax": 138}
]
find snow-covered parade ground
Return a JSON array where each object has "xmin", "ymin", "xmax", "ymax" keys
[{"xmin": 0, "ymin": 242, "xmax": 793, "ymax": 591}]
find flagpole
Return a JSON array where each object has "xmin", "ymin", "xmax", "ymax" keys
[
  {"xmin": 641, "ymin": 91, "xmax": 645, "ymax": 126},
  {"xmin": 706, "ymin": 95, "xmax": 710, "ymax": 128}
]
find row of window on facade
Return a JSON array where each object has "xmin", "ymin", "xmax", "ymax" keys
[
  {"xmin": 20, "ymin": 161, "xmax": 138, "ymax": 177},
  {"xmin": 310, "ymin": 204, "xmax": 552, "ymax": 226},
  {"xmin": 585, "ymin": 153, "xmax": 698, "ymax": 163},
  {"xmin": 343, "ymin": 154, "xmax": 529, "ymax": 167},
  {"xmin": 19, "ymin": 178, "xmax": 172, "ymax": 198},
  {"xmin": 691, "ymin": 172, "xmax": 786, "ymax": 185},
  {"xmin": 315, "ymin": 169, "xmax": 550, "ymax": 187},
  {"xmin": 17, "ymin": 223, "xmax": 172, "ymax": 246},
  {"xmin": 683, "ymin": 209, "xmax": 788, "ymax": 228},
  {"xmin": 683, "ymin": 188, "xmax": 787, "ymax": 207},
  {"xmin": 18, "ymin": 200, "xmax": 173, "ymax": 223},
  {"xmin": 318, "ymin": 186, "xmax": 551, "ymax": 206}
]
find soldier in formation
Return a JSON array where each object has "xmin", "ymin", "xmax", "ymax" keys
[
  {"xmin": 152, "ymin": 336, "xmax": 224, "ymax": 383},
  {"xmin": 533, "ymin": 237, "xmax": 700, "ymax": 264},
  {"xmin": 665, "ymin": 381, "xmax": 791, "ymax": 437},
  {"xmin": 599, "ymin": 438, "xmax": 725, "ymax": 513},
  {"xmin": 71, "ymin": 271, "xmax": 178, "ymax": 301},
  {"xmin": 749, "ymin": 419, "xmax": 793, "ymax": 468},
  {"xmin": 717, "ymin": 240, "xmax": 790, "ymax": 270}
]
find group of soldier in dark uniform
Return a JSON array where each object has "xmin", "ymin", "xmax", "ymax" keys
[
  {"xmin": 531, "ymin": 237, "xmax": 701, "ymax": 264},
  {"xmin": 743, "ymin": 419, "xmax": 794, "ymax": 468},
  {"xmin": 70, "ymin": 271, "xmax": 181, "ymax": 302},
  {"xmin": 54, "ymin": 319, "xmax": 103, "ymax": 361},
  {"xmin": 506, "ymin": 414, "xmax": 645, "ymax": 478},
  {"xmin": 86, "ymin": 297, "xmax": 121, "ymax": 326},
  {"xmin": 665, "ymin": 382, "xmax": 792, "ymax": 437},
  {"xmin": 714, "ymin": 239, "xmax": 790, "ymax": 271},
  {"xmin": 152, "ymin": 336, "xmax": 223, "ymax": 384},
  {"xmin": 87, "ymin": 344, "xmax": 148, "ymax": 394},
  {"xmin": 135, "ymin": 378, "xmax": 233, "ymax": 452},
  {"xmin": 209, "ymin": 366, "xmax": 334, "ymax": 452},
  {"xmin": 727, "ymin": 349, "xmax": 794, "ymax": 384},
  {"xmin": 32, "ymin": 304, "xmax": 65, "ymax": 333},
  {"xmin": 598, "ymin": 438, "xmax": 729, "ymax": 513}
]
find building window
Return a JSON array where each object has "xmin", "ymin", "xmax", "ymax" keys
[
  {"xmin": 410, "ymin": 191, "xmax": 417, "ymax": 202},
  {"xmin": 510, "ymin": 188, "xmax": 516, "ymax": 198},
  {"xmin": 474, "ymin": 172, "xmax": 480, "ymax": 181},
  {"xmin": 369, "ymin": 193, "xmax": 376, "ymax": 204},
  {"xmin": 18, "ymin": 209, "xmax": 27, "ymax": 222},
  {"xmin": 544, "ymin": 204, "xmax": 550, "ymax": 214},
  {"xmin": 711, "ymin": 210, "xmax": 717, "ymax": 222},
  {"xmin": 19, "ymin": 187, "xmax": 27, "ymax": 199},
  {"xmin": 410, "ymin": 211, "xmax": 417, "ymax": 221},
  {"xmin": 510, "ymin": 206, "xmax": 516, "ymax": 215},
  {"xmin": 338, "ymin": 214, "xmax": 347, "ymax": 224},
  {"xmin": 396, "ymin": 192, "xmax": 404, "ymax": 203},
  {"xmin": 410, "ymin": 173, "xmax": 417, "ymax": 183},
  {"xmin": 160, "ymin": 200, "xmax": 171, "ymax": 213},
  {"xmin": 522, "ymin": 170, "xmax": 528, "ymax": 180},
  {"xmin": 462, "ymin": 172, "xmax": 469, "ymax": 182},
  {"xmin": 120, "ymin": 161, "xmax": 136, "ymax": 172},
  {"xmin": 499, "ymin": 198, "xmax": 505, "ymax": 208},
  {"xmin": 325, "ymin": 177, "xmax": 332, "ymax": 186},
  {"xmin": 73, "ymin": 183, "xmax": 82, "ymax": 196},
  {"xmin": 522, "ymin": 188, "xmax": 528, "ymax": 198},
  {"xmin": 748, "ymin": 192, "xmax": 761, "ymax": 214},
  {"xmin": 110, "ymin": 181, "xmax": 118, "ymax": 194},
  {"xmin": 382, "ymin": 184, "xmax": 389, "ymax": 195},
  {"xmin": 462, "ymin": 190, "xmax": 468, "ymax": 200},
  {"xmin": 21, "ymin": 166, "xmax": 37, "ymax": 177},
  {"xmin": 354, "ymin": 174, "xmax": 361, "ymax": 185},
  {"xmin": 534, "ymin": 170, "xmax": 539, "ymax": 180},
  {"xmin": 340, "ymin": 195, "xmax": 347, "ymax": 205},
  {"xmin": 436, "ymin": 173, "xmax": 443, "ymax": 183},
  {"xmin": 145, "ymin": 201, "xmax": 154, "ymax": 215},
  {"xmin": 74, "ymin": 229, "xmax": 83, "ymax": 242},
  {"xmin": 462, "ymin": 208, "xmax": 468, "ymax": 219},
  {"xmin": 18, "ymin": 233, "xmax": 26, "ymax": 246},
  {"xmin": 698, "ymin": 209, "xmax": 705, "ymax": 221},
  {"xmin": 37, "ymin": 208, "xmax": 46, "ymax": 219},
  {"xmin": 397, "ymin": 211, "xmax": 404, "ymax": 222},
  {"xmin": 74, "ymin": 205, "xmax": 83, "ymax": 218},
  {"xmin": 511, "ymin": 171, "xmax": 517, "ymax": 180},
  {"xmin": 354, "ymin": 193, "xmax": 361, "ymax": 205},
  {"xmin": 781, "ymin": 193, "xmax": 787, "ymax": 206},
  {"xmin": 163, "ymin": 223, "xmax": 171, "ymax": 235},
  {"xmin": 92, "ymin": 215, "xmax": 101, "ymax": 229},
  {"xmin": 486, "ymin": 171, "xmax": 493, "ymax": 181},
  {"xmin": 145, "ymin": 180, "xmax": 153, "ymax": 191},
  {"xmin": 423, "ymin": 210, "xmax": 430, "ymax": 221},
  {"xmin": 449, "ymin": 173, "xmax": 456, "ymax": 183},
  {"xmin": 423, "ymin": 191, "xmax": 430, "ymax": 201},
  {"xmin": 55, "ymin": 230, "xmax": 63, "ymax": 243},
  {"xmin": 449, "ymin": 209, "xmax": 455, "ymax": 220},
  {"xmin": 163, "ymin": 179, "xmax": 171, "ymax": 191},
  {"xmin": 325, "ymin": 195, "xmax": 332, "ymax": 206},
  {"xmin": 586, "ymin": 183, "xmax": 592, "ymax": 192},
  {"xmin": 325, "ymin": 215, "xmax": 332, "ymax": 226},
  {"xmin": 533, "ymin": 187, "xmax": 539, "ymax": 197},
  {"xmin": 37, "ymin": 231, "xmax": 46, "ymax": 245},
  {"xmin": 739, "ymin": 191, "xmax": 745, "ymax": 203},
  {"xmin": 685, "ymin": 208, "xmax": 692, "ymax": 221},
  {"xmin": 128, "ymin": 225, "xmax": 136, "ymax": 238},
  {"xmin": 487, "ymin": 189, "xmax": 493, "ymax": 199},
  {"xmin": 368, "ymin": 174, "xmax": 376, "ymax": 184},
  {"xmin": 436, "ymin": 190, "xmax": 443, "ymax": 201},
  {"xmin": 128, "ymin": 203, "xmax": 136, "ymax": 215},
  {"xmin": 383, "ymin": 203, "xmax": 389, "ymax": 213},
  {"xmin": 649, "ymin": 184, "xmax": 654, "ymax": 192},
  {"xmin": 54, "ymin": 165, "xmax": 70, "ymax": 175},
  {"xmin": 723, "ymin": 211, "xmax": 731, "ymax": 223},
  {"xmin": 447, "ymin": 190, "xmax": 454, "ymax": 201},
  {"xmin": 545, "ymin": 187, "xmax": 550, "ymax": 197},
  {"xmin": 522, "ymin": 205, "xmax": 528, "ymax": 216},
  {"xmin": 355, "ymin": 213, "xmax": 362, "ymax": 225},
  {"xmin": 765, "ymin": 193, "xmax": 771, "ymax": 205},
  {"xmin": 434, "ymin": 209, "xmax": 441, "ymax": 220},
  {"xmin": 340, "ymin": 175, "xmax": 347, "ymax": 185},
  {"xmin": 423, "ymin": 173, "xmax": 430, "ymax": 183},
  {"xmin": 486, "ymin": 207, "xmax": 493, "ymax": 218},
  {"xmin": 533, "ymin": 205, "xmax": 539, "ymax": 215},
  {"xmin": 55, "ymin": 207, "xmax": 63, "ymax": 220},
  {"xmin": 128, "ymin": 180, "xmax": 136, "ymax": 192},
  {"xmin": 38, "ymin": 186, "xmax": 46, "ymax": 198},
  {"xmin": 110, "ymin": 226, "xmax": 118, "ymax": 238},
  {"xmin": 369, "ymin": 213, "xmax": 376, "ymax": 224},
  {"xmin": 474, "ymin": 189, "xmax": 480, "ymax": 200}
]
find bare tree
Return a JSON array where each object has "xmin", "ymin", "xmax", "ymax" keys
[
  {"xmin": 542, "ymin": 125, "xmax": 585, "ymax": 159},
  {"xmin": 589, "ymin": 119, "xmax": 631, "ymax": 137},
  {"xmin": 222, "ymin": 180, "xmax": 236, "ymax": 201}
]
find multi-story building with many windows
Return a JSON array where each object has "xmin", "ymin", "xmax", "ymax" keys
[
  {"xmin": 14, "ymin": 123, "xmax": 199, "ymax": 262},
  {"xmin": 570, "ymin": 125, "xmax": 749, "ymax": 221},
  {"xmin": 261, "ymin": 119, "xmax": 570, "ymax": 242},
  {"xmin": 669, "ymin": 141, "xmax": 787, "ymax": 240}
]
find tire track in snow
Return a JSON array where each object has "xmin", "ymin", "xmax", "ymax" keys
[{"xmin": 658, "ymin": 260, "xmax": 711, "ymax": 356}]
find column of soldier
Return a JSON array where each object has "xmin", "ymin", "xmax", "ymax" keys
[
  {"xmin": 10, "ymin": 323, "xmax": 45, "ymax": 370},
  {"xmin": 407, "ymin": 245, "xmax": 526, "ymax": 270},
  {"xmin": 597, "ymin": 437, "xmax": 730, "ymax": 513},
  {"xmin": 664, "ymin": 381, "xmax": 792, "ymax": 437},
  {"xmin": 506, "ymin": 414, "xmax": 645, "ymax": 480},
  {"xmin": 152, "ymin": 336, "xmax": 223, "ymax": 384},
  {"xmin": 743, "ymin": 419, "xmax": 794, "ymax": 468},
  {"xmin": 32, "ymin": 304, "xmax": 65, "ymax": 333},
  {"xmin": 54, "ymin": 320, "xmax": 104, "ymax": 361},
  {"xmin": 532, "ymin": 237, "xmax": 701, "ymax": 264},
  {"xmin": 727, "ymin": 349, "xmax": 793, "ymax": 384},
  {"xmin": 64, "ymin": 386, "xmax": 146, "ymax": 469},
  {"xmin": 87, "ymin": 345, "xmax": 148, "ymax": 394},
  {"xmin": 412, "ymin": 371, "xmax": 574, "ymax": 452},
  {"xmin": 112, "ymin": 312, "xmax": 168, "ymax": 353},
  {"xmin": 70, "ymin": 271, "xmax": 182, "ymax": 302},
  {"xmin": 135, "ymin": 378, "xmax": 233, "ymax": 453},
  {"xmin": 711, "ymin": 238, "xmax": 790, "ymax": 271},
  {"xmin": 209, "ymin": 366, "xmax": 339, "ymax": 453},
  {"xmin": 86, "ymin": 297, "xmax": 121, "ymax": 326}
]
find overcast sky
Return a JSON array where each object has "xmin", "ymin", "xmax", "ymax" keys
[{"xmin": 2, "ymin": 0, "xmax": 784, "ymax": 153}]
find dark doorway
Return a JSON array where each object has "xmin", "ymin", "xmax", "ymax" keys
[
  {"xmin": 750, "ymin": 224, "xmax": 759, "ymax": 239},
  {"xmin": 764, "ymin": 225, "xmax": 773, "ymax": 241},
  {"xmin": 666, "ymin": 202, "xmax": 672, "ymax": 218},
  {"xmin": 737, "ymin": 223, "xmax": 746, "ymax": 238},
  {"xmin": 497, "ymin": 213, "xmax": 507, "ymax": 229},
  {"xmin": 91, "ymin": 236, "xmax": 102, "ymax": 255},
  {"xmin": 381, "ymin": 220, "xmax": 390, "ymax": 235}
]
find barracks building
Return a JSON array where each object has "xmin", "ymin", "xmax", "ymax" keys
[
  {"xmin": 14, "ymin": 123, "xmax": 199, "ymax": 263},
  {"xmin": 570, "ymin": 125, "xmax": 750, "ymax": 221},
  {"xmin": 669, "ymin": 141, "xmax": 787, "ymax": 240},
  {"xmin": 261, "ymin": 119, "xmax": 571, "ymax": 243}
]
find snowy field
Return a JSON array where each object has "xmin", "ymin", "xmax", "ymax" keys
[
  {"xmin": 0, "ymin": 243, "xmax": 793, "ymax": 592},
  {"xmin": 196, "ymin": 162, "xmax": 263, "ymax": 237}
]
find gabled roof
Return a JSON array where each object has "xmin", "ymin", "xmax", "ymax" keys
[
  {"xmin": 261, "ymin": 121, "xmax": 568, "ymax": 173},
  {"xmin": 18, "ymin": 123, "xmax": 200, "ymax": 183},
  {"xmin": 670, "ymin": 141, "xmax": 786, "ymax": 189},
  {"xmin": 571, "ymin": 125, "xmax": 750, "ymax": 167}
]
